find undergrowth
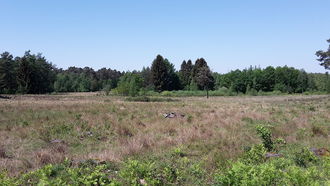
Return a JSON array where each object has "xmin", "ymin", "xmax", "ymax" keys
[{"xmin": 1, "ymin": 127, "xmax": 329, "ymax": 185}]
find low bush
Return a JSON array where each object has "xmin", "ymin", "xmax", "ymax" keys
[
  {"xmin": 125, "ymin": 96, "xmax": 178, "ymax": 102},
  {"xmin": 214, "ymin": 158, "xmax": 330, "ymax": 185},
  {"xmin": 256, "ymin": 125, "xmax": 274, "ymax": 151},
  {"xmin": 293, "ymin": 147, "xmax": 318, "ymax": 168}
]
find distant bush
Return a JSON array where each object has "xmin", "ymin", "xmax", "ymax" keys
[
  {"xmin": 113, "ymin": 73, "xmax": 143, "ymax": 97},
  {"xmin": 135, "ymin": 89, "xmax": 330, "ymax": 98},
  {"xmin": 125, "ymin": 96, "xmax": 178, "ymax": 102}
]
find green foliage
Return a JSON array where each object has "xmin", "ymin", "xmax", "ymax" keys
[
  {"xmin": 1, "ymin": 49, "xmax": 329, "ymax": 94},
  {"xmin": 140, "ymin": 66, "xmax": 153, "ymax": 89},
  {"xmin": 0, "ymin": 172, "xmax": 16, "ymax": 186},
  {"xmin": 214, "ymin": 160, "xmax": 281, "ymax": 185},
  {"xmin": 150, "ymin": 55, "xmax": 181, "ymax": 92},
  {"xmin": 103, "ymin": 84, "xmax": 112, "ymax": 95},
  {"xmin": 315, "ymin": 39, "xmax": 330, "ymax": 70},
  {"xmin": 54, "ymin": 73, "xmax": 93, "ymax": 92},
  {"xmin": 125, "ymin": 96, "xmax": 177, "ymax": 102},
  {"xmin": 143, "ymin": 89, "xmax": 239, "ymax": 97},
  {"xmin": 0, "ymin": 52, "xmax": 17, "ymax": 94},
  {"xmin": 215, "ymin": 150, "xmax": 330, "ymax": 186},
  {"xmin": 179, "ymin": 60, "xmax": 193, "ymax": 89},
  {"xmin": 1, "ymin": 149, "xmax": 329, "ymax": 185},
  {"xmin": 188, "ymin": 80, "xmax": 199, "ymax": 91},
  {"xmin": 214, "ymin": 158, "xmax": 330, "ymax": 186},
  {"xmin": 214, "ymin": 66, "xmax": 326, "ymax": 94},
  {"xmin": 293, "ymin": 147, "xmax": 318, "ymax": 168},
  {"xmin": 241, "ymin": 144, "xmax": 267, "ymax": 165},
  {"xmin": 172, "ymin": 147, "xmax": 186, "ymax": 157},
  {"xmin": 53, "ymin": 67, "xmax": 122, "ymax": 93},
  {"xmin": 213, "ymin": 121, "xmax": 329, "ymax": 185},
  {"xmin": 16, "ymin": 51, "xmax": 56, "ymax": 94},
  {"xmin": 192, "ymin": 58, "xmax": 215, "ymax": 91},
  {"xmin": 120, "ymin": 159, "xmax": 160, "ymax": 185},
  {"xmin": 151, "ymin": 55, "xmax": 170, "ymax": 92},
  {"xmin": 246, "ymin": 84, "xmax": 258, "ymax": 96},
  {"xmin": 114, "ymin": 72, "xmax": 143, "ymax": 97},
  {"xmin": 256, "ymin": 125, "xmax": 274, "ymax": 151},
  {"xmin": 0, "ymin": 161, "xmax": 119, "ymax": 185}
]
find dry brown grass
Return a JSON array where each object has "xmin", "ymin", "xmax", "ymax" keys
[{"xmin": 0, "ymin": 93, "xmax": 329, "ymax": 175}]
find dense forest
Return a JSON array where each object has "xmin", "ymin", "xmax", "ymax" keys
[{"xmin": 0, "ymin": 48, "xmax": 329, "ymax": 95}]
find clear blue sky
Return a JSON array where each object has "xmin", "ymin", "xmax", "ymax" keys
[{"xmin": 1, "ymin": 0, "xmax": 329, "ymax": 73}]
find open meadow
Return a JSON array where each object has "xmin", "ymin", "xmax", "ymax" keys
[{"xmin": 0, "ymin": 93, "xmax": 330, "ymax": 185}]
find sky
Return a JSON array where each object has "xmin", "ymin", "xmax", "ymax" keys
[{"xmin": 1, "ymin": 0, "xmax": 329, "ymax": 73}]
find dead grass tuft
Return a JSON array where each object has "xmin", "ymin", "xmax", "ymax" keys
[
  {"xmin": 116, "ymin": 125, "xmax": 134, "ymax": 137},
  {"xmin": 36, "ymin": 150, "xmax": 53, "ymax": 165},
  {"xmin": 0, "ymin": 146, "xmax": 8, "ymax": 158},
  {"xmin": 311, "ymin": 125, "xmax": 328, "ymax": 137},
  {"xmin": 35, "ymin": 143, "xmax": 68, "ymax": 166}
]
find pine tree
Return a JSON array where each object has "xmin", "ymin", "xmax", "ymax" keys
[
  {"xmin": 315, "ymin": 39, "xmax": 330, "ymax": 70},
  {"xmin": 0, "ymin": 52, "xmax": 17, "ymax": 93},
  {"xmin": 179, "ymin": 60, "xmax": 193, "ymax": 89},
  {"xmin": 151, "ymin": 55, "xmax": 169, "ymax": 92}
]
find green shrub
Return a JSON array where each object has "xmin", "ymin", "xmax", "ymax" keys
[
  {"xmin": 214, "ymin": 158, "xmax": 330, "ymax": 186},
  {"xmin": 293, "ymin": 147, "xmax": 318, "ymax": 168},
  {"xmin": 0, "ymin": 160, "xmax": 120, "ymax": 186},
  {"xmin": 119, "ymin": 159, "xmax": 160, "ymax": 185},
  {"xmin": 160, "ymin": 91, "xmax": 174, "ymax": 97},
  {"xmin": 256, "ymin": 125, "xmax": 274, "ymax": 151},
  {"xmin": 125, "ymin": 96, "xmax": 177, "ymax": 102},
  {"xmin": 113, "ymin": 73, "xmax": 143, "ymax": 97},
  {"xmin": 241, "ymin": 144, "xmax": 267, "ymax": 165},
  {"xmin": 0, "ymin": 172, "xmax": 16, "ymax": 186},
  {"xmin": 214, "ymin": 161, "xmax": 281, "ymax": 185}
]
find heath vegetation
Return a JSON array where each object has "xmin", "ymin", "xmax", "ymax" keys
[{"xmin": 0, "ymin": 94, "xmax": 329, "ymax": 185}]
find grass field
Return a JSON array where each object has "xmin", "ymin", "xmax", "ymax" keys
[{"xmin": 0, "ymin": 93, "xmax": 330, "ymax": 185}]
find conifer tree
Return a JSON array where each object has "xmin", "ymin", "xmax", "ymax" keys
[{"xmin": 151, "ymin": 55, "xmax": 169, "ymax": 92}]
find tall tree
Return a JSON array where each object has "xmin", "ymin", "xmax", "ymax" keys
[
  {"xmin": 296, "ymin": 70, "xmax": 309, "ymax": 93},
  {"xmin": 192, "ymin": 58, "xmax": 214, "ymax": 90},
  {"xmin": 164, "ymin": 58, "xmax": 181, "ymax": 90},
  {"xmin": 195, "ymin": 65, "xmax": 214, "ymax": 98},
  {"xmin": 151, "ymin": 55, "xmax": 169, "ymax": 92},
  {"xmin": 260, "ymin": 66, "xmax": 275, "ymax": 92},
  {"xmin": 140, "ymin": 66, "xmax": 153, "ymax": 89},
  {"xmin": 16, "ymin": 51, "xmax": 55, "ymax": 93},
  {"xmin": 315, "ymin": 39, "xmax": 330, "ymax": 70},
  {"xmin": 0, "ymin": 52, "xmax": 17, "ymax": 93},
  {"xmin": 179, "ymin": 60, "xmax": 193, "ymax": 89},
  {"xmin": 115, "ymin": 72, "xmax": 143, "ymax": 96}
]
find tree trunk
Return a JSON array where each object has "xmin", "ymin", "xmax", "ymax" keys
[{"xmin": 206, "ymin": 88, "xmax": 209, "ymax": 99}]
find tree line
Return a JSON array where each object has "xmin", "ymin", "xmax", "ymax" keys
[{"xmin": 0, "ymin": 38, "xmax": 329, "ymax": 95}]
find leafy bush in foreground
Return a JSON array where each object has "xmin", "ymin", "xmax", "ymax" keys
[
  {"xmin": 1, "ymin": 151, "xmax": 329, "ymax": 185},
  {"xmin": 256, "ymin": 125, "xmax": 274, "ymax": 151},
  {"xmin": 214, "ymin": 146, "xmax": 330, "ymax": 186}
]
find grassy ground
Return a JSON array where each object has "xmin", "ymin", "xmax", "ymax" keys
[{"xmin": 0, "ymin": 93, "xmax": 329, "ymax": 184}]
